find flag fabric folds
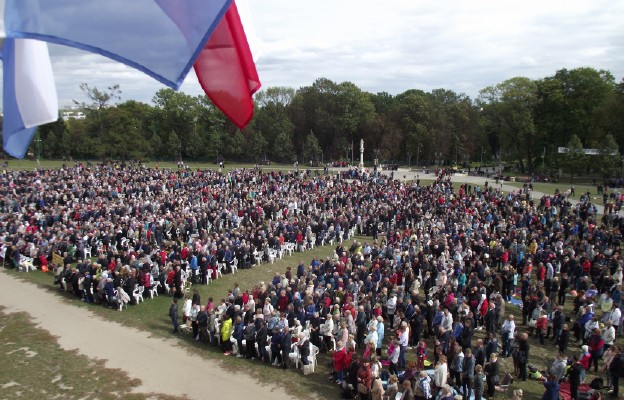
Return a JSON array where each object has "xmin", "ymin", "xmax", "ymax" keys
[
  {"xmin": 4, "ymin": 0, "xmax": 232, "ymax": 89},
  {"xmin": 1, "ymin": 38, "xmax": 58, "ymax": 159},
  {"xmin": 2, "ymin": 0, "xmax": 260, "ymax": 158},
  {"xmin": 194, "ymin": 1, "xmax": 261, "ymax": 129}
]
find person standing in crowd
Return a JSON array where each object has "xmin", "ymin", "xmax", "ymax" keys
[
  {"xmin": 501, "ymin": 314, "xmax": 516, "ymax": 358},
  {"xmin": 400, "ymin": 379, "xmax": 415, "ymax": 400},
  {"xmin": 461, "ymin": 348, "xmax": 475, "ymax": 400},
  {"xmin": 566, "ymin": 355, "xmax": 583, "ymax": 400},
  {"xmin": 169, "ymin": 298, "xmax": 179, "ymax": 334},
  {"xmin": 516, "ymin": 332, "xmax": 530, "ymax": 381},
  {"xmin": 221, "ymin": 314, "xmax": 233, "ymax": 356},
  {"xmin": 607, "ymin": 346, "xmax": 623, "ymax": 398},
  {"xmin": 587, "ymin": 328, "xmax": 605, "ymax": 372},
  {"xmin": 541, "ymin": 374, "xmax": 560, "ymax": 400},
  {"xmin": 484, "ymin": 353, "xmax": 500, "ymax": 399},
  {"xmin": 280, "ymin": 326, "xmax": 292, "ymax": 370},
  {"xmin": 474, "ymin": 364, "xmax": 485, "ymax": 400}
]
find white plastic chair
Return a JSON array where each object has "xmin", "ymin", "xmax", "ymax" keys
[
  {"xmin": 252, "ymin": 250, "xmax": 262, "ymax": 265},
  {"xmin": 309, "ymin": 343, "xmax": 320, "ymax": 372},
  {"xmin": 148, "ymin": 282, "xmax": 160, "ymax": 298},
  {"xmin": 231, "ymin": 258, "xmax": 238, "ymax": 274},
  {"xmin": 268, "ymin": 249, "xmax": 277, "ymax": 264},
  {"xmin": 84, "ymin": 245, "xmax": 92, "ymax": 259},
  {"xmin": 136, "ymin": 286, "xmax": 145, "ymax": 303},
  {"xmin": 218, "ymin": 262, "xmax": 227, "ymax": 274},
  {"xmin": 288, "ymin": 343, "xmax": 301, "ymax": 368},
  {"xmin": 180, "ymin": 318, "xmax": 193, "ymax": 334},
  {"xmin": 19, "ymin": 256, "xmax": 34, "ymax": 272}
]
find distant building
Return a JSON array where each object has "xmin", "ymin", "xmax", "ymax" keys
[{"xmin": 61, "ymin": 111, "xmax": 86, "ymax": 121}]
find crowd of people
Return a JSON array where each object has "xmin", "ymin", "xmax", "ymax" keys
[{"xmin": 1, "ymin": 162, "xmax": 624, "ymax": 400}]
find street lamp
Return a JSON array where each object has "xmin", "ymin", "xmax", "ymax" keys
[
  {"xmin": 407, "ymin": 151, "xmax": 412, "ymax": 168},
  {"xmin": 416, "ymin": 144, "xmax": 421, "ymax": 168},
  {"xmin": 34, "ymin": 131, "xmax": 42, "ymax": 162},
  {"xmin": 373, "ymin": 148, "xmax": 380, "ymax": 171}
]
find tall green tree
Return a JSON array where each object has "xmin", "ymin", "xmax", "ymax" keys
[
  {"xmin": 303, "ymin": 131, "xmax": 322, "ymax": 162},
  {"xmin": 166, "ymin": 131, "xmax": 181, "ymax": 161},
  {"xmin": 596, "ymin": 134, "xmax": 620, "ymax": 180},
  {"xmin": 553, "ymin": 67, "xmax": 616, "ymax": 145},
  {"xmin": 273, "ymin": 131, "xmax": 295, "ymax": 162},
  {"xmin": 479, "ymin": 77, "xmax": 539, "ymax": 173},
  {"xmin": 561, "ymin": 134, "xmax": 588, "ymax": 183}
]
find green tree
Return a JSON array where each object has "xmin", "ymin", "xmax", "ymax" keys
[
  {"xmin": 75, "ymin": 83, "xmax": 122, "ymax": 139},
  {"xmin": 37, "ymin": 118, "xmax": 68, "ymax": 159},
  {"xmin": 273, "ymin": 130, "xmax": 295, "ymax": 162},
  {"xmin": 244, "ymin": 130, "xmax": 267, "ymax": 162},
  {"xmin": 167, "ymin": 131, "xmax": 181, "ymax": 161},
  {"xmin": 479, "ymin": 77, "xmax": 539, "ymax": 173},
  {"xmin": 303, "ymin": 131, "xmax": 322, "ymax": 162},
  {"xmin": 561, "ymin": 134, "xmax": 587, "ymax": 183},
  {"xmin": 553, "ymin": 67, "xmax": 616, "ymax": 145},
  {"xmin": 221, "ymin": 130, "xmax": 245, "ymax": 160},
  {"xmin": 597, "ymin": 134, "xmax": 620, "ymax": 180}
]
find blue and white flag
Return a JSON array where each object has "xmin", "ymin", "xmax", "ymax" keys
[
  {"xmin": 1, "ymin": 38, "xmax": 58, "ymax": 159},
  {"xmin": 4, "ymin": 0, "xmax": 232, "ymax": 89}
]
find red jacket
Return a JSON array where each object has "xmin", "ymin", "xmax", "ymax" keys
[
  {"xmin": 588, "ymin": 335, "xmax": 604, "ymax": 353},
  {"xmin": 333, "ymin": 347, "xmax": 347, "ymax": 371},
  {"xmin": 479, "ymin": 300, "xmax": 489, "ymax": 317},
  {"xmin": 276, "ymin": 295, "xmax": 289, "ymax": 312}
]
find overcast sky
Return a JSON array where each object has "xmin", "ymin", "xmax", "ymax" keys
[{"xmin": 5, "ymin": 0, "xmax": 624, "ymax": 109}]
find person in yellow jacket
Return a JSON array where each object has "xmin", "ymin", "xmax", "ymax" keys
[{"xmin": 221, "ymin": 315, "xmax": 233, "ymax": 355}]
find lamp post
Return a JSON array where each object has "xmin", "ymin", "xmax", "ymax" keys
[
  {"xmin": 373, "ymin": 148, "xmax": 380, "ymax": 171},
  {"xmin": 351, "ymin": 140, "xmax": 354, "ymax": 165},
  {"xmin": 416, "ymin": 144, "xmax": 421, "ymax": 168},
  {"xmin": 34, "ymin": 131, "xmax": 42, "ymax": 162},
  {"xmin": 407, "ymin": 151, "xmax": 412, "ymax": 168}
]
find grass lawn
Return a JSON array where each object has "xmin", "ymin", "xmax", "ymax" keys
[{"xmin": 0, "ymin": 307, "xmax": 185, "ymax": 400}]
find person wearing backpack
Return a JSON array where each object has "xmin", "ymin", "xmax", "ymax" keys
[{"xmin": 608, "ymin": 345, "xmax": 623, "ymax": 398}]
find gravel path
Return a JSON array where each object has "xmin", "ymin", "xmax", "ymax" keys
[{"xmin": 0, "ymin": 271, "xmax": 294, "ymax": 400}]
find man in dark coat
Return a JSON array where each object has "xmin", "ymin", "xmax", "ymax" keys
[
  {"xmin": 169, "ymin": 298, "xmax": 179, "ymax": 334},
  {"xmin": 256, "ymin": 321, "xmax": 269, "ymax": 363},
  {"xmin": 484, "ymin": 353, "xmax": 500, "ymax": 398},
  {"xmin": 566, "ymin": 355, "xmax": 583, "ymax": 400},
  {"xmin": 243, "ymin": 320, "xmax": 257, "ymax": 359},
  {"xmin": 355, "ymin": 306, "xmax": 367, "ymax": 348},
  {"xmin": 197, "ymin": 306, "xmax": 208, "ymax": 342},
  {"xmin": 484, "ymin": 303, "xmax": 497, "ymax": 335},
  {"xmin": 280, "ymin": 327, "xmax": 292, "ymax": 370}
]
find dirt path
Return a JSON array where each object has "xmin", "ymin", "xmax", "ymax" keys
[{"xmin": 0, "ymin": 271, "xmax": 294, "ymax": 400}]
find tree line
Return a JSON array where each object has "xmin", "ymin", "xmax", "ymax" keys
[{"xmin": 23, "ymin": 67, "xmax": 624, "ymax": 177}]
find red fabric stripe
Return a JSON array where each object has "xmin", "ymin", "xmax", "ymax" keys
[{"xmin": 194, "ymin": 1, "xmax": 261, "ymax": 129}]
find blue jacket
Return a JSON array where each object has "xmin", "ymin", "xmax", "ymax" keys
[{"xmin": 541, "ymin": 380, "xmax": 559, "ymax": 400}]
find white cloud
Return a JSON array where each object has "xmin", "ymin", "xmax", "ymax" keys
[{"xmin": 1, "ymin": 0, "xmax": 623, "ymax": 111}]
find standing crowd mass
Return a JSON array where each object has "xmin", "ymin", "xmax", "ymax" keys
[{"xmin": 1, "ymin": 162, "xmax": 623, "ymax": 400}]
